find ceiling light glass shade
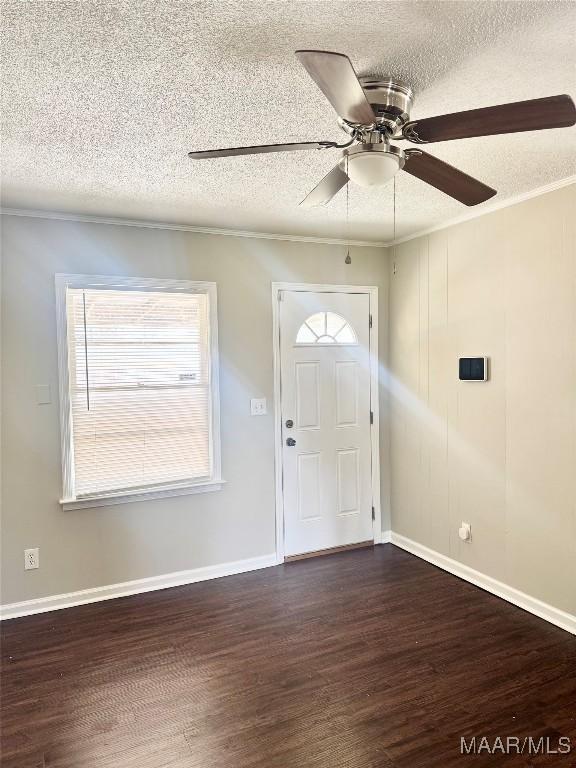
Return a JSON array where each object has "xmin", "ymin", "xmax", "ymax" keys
[{"xmin": 342, "ymin": 145, "xmax": 405, "ymax": 188}]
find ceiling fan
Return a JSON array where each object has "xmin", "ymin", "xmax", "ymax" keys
[{"xmin": 188, "ymin": 50, "xmax": 576, "ymax": 207}]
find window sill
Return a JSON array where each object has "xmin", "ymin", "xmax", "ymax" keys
[{"xmin": 60, "ymin": 479, "xmax": 226, "ymax": 511}]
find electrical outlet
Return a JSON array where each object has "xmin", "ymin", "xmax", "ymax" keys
[
  {"xmin": 24, "ymin": 548, "xmax": 39, "ymax": 570},
  {"xmin": 458, "ymin": 522, "xmax": 472, "ymax": 542}
]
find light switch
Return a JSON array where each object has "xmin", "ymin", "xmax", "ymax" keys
[
  {"xmin": 250, "ymin": 398, "xmax": 267, "ymax": 416},
  {"xmin": 36, "ymin": 384, "xmax": 51, "ymax": 405}
]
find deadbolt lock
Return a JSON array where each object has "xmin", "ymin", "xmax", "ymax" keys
[{"xmin": 285, "ymin": 419, "xmax": 294, "ymax": 428}]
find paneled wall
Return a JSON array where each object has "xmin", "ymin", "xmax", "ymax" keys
[{"xmin": 389, "ymin": 184, "xmax": 576, "ymax": 615}]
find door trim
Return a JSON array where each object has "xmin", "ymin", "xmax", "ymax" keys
[{"xmin": 271, "ymin": 282, "xmax": 380, "ymax": 562}]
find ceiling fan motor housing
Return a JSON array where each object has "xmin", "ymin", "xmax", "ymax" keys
[{"xmin": 359, "ymin": 77, "xmax": 414, "ymax": 132}]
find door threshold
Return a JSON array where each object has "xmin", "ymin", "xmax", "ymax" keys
[{"xmin": 284, "ymin": 540, "xmax": 374, "ymax": 563}]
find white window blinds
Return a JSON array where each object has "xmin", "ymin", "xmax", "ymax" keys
[{"xmin": 64, "ymin": 286, "xmax": 214, "ymax": 498}]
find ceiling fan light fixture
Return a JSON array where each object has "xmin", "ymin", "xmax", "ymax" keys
[{"xmin": 342, "ymin": 144, "xmax": 405, "ymax": 188}]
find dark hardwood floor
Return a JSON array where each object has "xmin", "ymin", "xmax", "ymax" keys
[{"xmin": 1, "ymin": 544, "xmax": 575, "ymax": 768}]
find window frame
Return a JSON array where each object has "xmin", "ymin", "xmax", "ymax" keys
[{"xmin": 55, "ymin": 274, "xmax": 223, "ymax": 510}]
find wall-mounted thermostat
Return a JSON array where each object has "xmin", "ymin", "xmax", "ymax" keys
[{"xmin": 459, "ymin": 357, "xmax": 488, "ymax": 381}]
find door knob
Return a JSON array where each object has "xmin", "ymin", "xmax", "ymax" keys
[
  {"xmin": 286, "ymin": 437, "xmax": 296, "ymax": 447},
  {"xmin": 285, "ymin": 419, "xmax": 294, "ymax": 428}
]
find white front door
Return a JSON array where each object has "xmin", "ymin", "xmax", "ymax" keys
[{"xmin": 279, "ymin": 289, "xmax": 374, "ymax": 558}]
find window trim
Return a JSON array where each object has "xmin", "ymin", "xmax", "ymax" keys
[{"xmin": 55, "ymin": 274, "xmax": 223, "ymax": 510}]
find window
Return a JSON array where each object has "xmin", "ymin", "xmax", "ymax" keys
[
  {"xmin": 295, "ymin": 312, "xmax": 357, "ymax": 345},
  {"xmin": 56, "ymin": 275, "xmax": 222, "ymax": 509}
]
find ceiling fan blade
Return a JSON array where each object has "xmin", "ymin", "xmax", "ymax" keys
[
  {"xmin": 295, "ymin": 50, "xmax": 375, "ymax": 125},
  {"xmin": 403, "ymin": 94, "xmax": 576, "ymax": 143},
  {"xmin": 188, "ymin": 141, "xmax": 337, "ymax": 159},
  {"xmin": 300, "ymin": 164, "xmax": 349, "ymax": 207},
  {"xmin": 403, "ymin": 150, "xmax": 496, "ymax": 206}
]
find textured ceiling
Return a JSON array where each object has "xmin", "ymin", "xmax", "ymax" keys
[{"xmin": 2, "ymin": 0, "xmax": 575, "ymax": 242}]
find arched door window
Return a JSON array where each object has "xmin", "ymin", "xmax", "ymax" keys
[{"xmin": 295, "ymin": 312, "xmax": 357, "ymax": 345}]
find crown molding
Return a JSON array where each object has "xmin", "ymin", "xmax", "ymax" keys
[
  {"xmin": 0, "ymin": 207, "xmax": 388, "ymax": 248},
  {"xmin": 390, "ymin": 175, "xmax": 576, "ymax": 247},
  {"xmin": 3, "ymin": 175, "xmax": 573, "ymax": 249}
]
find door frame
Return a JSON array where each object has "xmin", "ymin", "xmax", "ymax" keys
[{"xmin": 271, "ymin": 282, "xmax": 381, "ymax": 562}]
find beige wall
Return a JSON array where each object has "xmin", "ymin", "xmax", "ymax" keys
[
  {"xmin": 4, "ymin": 185, "xmax": 574, "ymax": 615},
  {"xmin": 0, "ymin": 215, "xmax": 390, "ymax": 604},
  {"xmin": 389, "ymin": 184, "xmax": 576, "ymax": 616}
]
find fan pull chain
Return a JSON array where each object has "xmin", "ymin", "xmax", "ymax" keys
[
  {"xmin": 393, "ymin": 175, "xmax": 396, "ymax": 244},
  {"xmin": 345, "ymin": 155, "xmax": 351, "ymax": 264}
]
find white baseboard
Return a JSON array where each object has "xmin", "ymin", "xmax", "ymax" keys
[
  {"xmin": 4, "ymin": 535, "xmax": 573, "ymax": 635},
  {"xmin": 0, "ymin": 553, "xmax": 280, "ymax": 621},
  {"xmin": 391, "ymin": 533, "xmax": 576, "ymax": 636}
]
